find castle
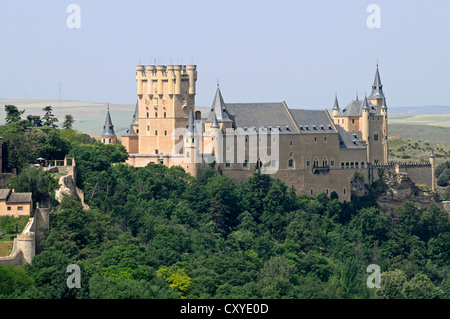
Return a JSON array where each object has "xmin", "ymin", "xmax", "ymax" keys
[{"xmin": 101, "ymin": 64, "xmax": 435, "ymax": 202}]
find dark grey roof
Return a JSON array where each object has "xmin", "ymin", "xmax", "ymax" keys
[
  {"xmin": 430, "ymin": 149, "xmax": 435, "ymax": 158},
  {"xmin": 362, "ymin": 96, "xmax": 370, "ymax": 110},
  {"xmin": 335, "ymin": 125, "xmax": 366, "ymax": 149},
  {"xmin": 211, "ymin": 113, "xmax": 219, "ymax": 128},
  {"xmin": 381, "ymin": 97, "xmax": 388, "ymax": 110},
  {"xmin": 369, "ymin": 65, "xmax": 384, "ymax": 99},
  {"xmin": 131, "ymin": 101, "xmax": 139, "ymax": 126},
  {"xmin": 0, "ymin": 189, "xmax": 11, "ymax": 200},
  {"xmin": 333, "ymin": 95, "xmax": 339, "ymax": 110},
  {"xmin": 185, "ymin": 108, "xmax": 195, "ymax": 136},
  {"xmin": 6, "ymin": 192, "xmax": 32, "ymax": 204},
  {"xmin": 336, "ymin": 100, "xmax": 380, "ymax": 117},
  {"xmin": 102, "ymin": 109, "xmax": 116, "ymax": 137},
  {"xmin": 206, "ymin": 87, "xmax": 232, "ymax": 123},
  {"xmin": 225, "ymin": 102, "xmax": 298, "ymax": 134},
  {"xmin": 123, "ymin": 125, "xmax": 138, "ymax": 137},
  {"xmin": 290, "ymin": 109, "xmax": 336, "ymax": 133}
]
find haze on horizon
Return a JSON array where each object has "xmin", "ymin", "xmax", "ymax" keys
[{"xmin": 0, "ymin": 0, "xmax": 449, "ymax": 111}]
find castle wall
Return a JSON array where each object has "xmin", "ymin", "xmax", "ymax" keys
[{"xmin": 397, "ymin": 164, "xmax": 432, "ymax": 187}]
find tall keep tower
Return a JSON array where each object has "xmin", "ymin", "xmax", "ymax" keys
[{"xmin": 134, "ymin": 64, "xmax": 197, "ymax": 156}]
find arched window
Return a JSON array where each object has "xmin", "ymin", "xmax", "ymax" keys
[
  {"xmin": 314, "ymin": 157, "xmax": 319, "ymax": 167},
  {"xmin": 310, "ymin": 188, "xmax": 314, "ymax": 196},
  {"xmin": 323, "ymin": 157, "xmax": 328, "ymax": 167}
]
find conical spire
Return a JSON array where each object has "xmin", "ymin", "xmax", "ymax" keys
[
  {"xmin": 369, "ymin": 63, "xmax": 384, "ymax": 98},
  {"xmin": 207, "ymin": 85, "xmax": 231, "ymax": 123},
  {"xmin": 333, "ymin": 94, "xmax": 340, "ymax": 110},
  {"xmin": 102, "ymin": 105, "xmax": 116, "ymax": 136},
  {"xmin": 185, "ymin": 108, "xmax": 195, "ymax": 137},
  {"xmin": 211, "ymin": 113, "xmax": 219, "ymax": 128},
  {"xmin": 362, "ymin": 94, "xmax": 370, "ymax": 110},
  {"xmin": 381, "ymin": 97, "xmax": 388, "ymax": 110},
  {"xmin": 131, "ymin": 100, "xmax": 139, "ymax": 126}
]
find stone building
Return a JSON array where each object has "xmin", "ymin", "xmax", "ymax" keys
[
  {"xmin": 0, "ymin": 188, "xmax": 32, "ymax": 216},
  {"xmin": 103, "ymin": 64, "xmax": 435, "ymax": 202}
]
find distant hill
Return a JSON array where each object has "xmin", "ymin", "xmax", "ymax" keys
[
  {"xmin": 0, "ymin": 98, "xmax": 449, "ymax": 138},
  {"xmin": 389, "ymin": 105, "xmax": 450, "ymax": 114}
]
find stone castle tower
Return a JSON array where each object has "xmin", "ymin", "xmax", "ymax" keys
[
  {"xmin": 332, "ymin": 64, "xmax": 388, "ymax": 164},
  {"xmin": 121, "ymin": 64, "xmax": 198, "ymax": 175}
]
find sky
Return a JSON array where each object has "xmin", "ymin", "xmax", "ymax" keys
[{"xmin": 0, "ymin": 0, "xmax": 449, "ymax": 110}]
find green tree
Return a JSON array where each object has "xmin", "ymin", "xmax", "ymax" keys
[
  {"xmin": 7, "ymin": 166, "xmax": 59, "ymax": 207},
  {"xmin": 340, "ymin": 258, "xmax": 359, "ymax": 298},
  {"xmin": 26, "ymin": 114, "xmax": 43, "ymax": 127},
  {"xmin": 42, "ymin": 105, "xmax": 58, "ymax": 128},
  {"xmin": 62, "ymin": 114, "xmax": 75, "ymax": 130},
  {"xmin": 403, "ymin": 273, "xmax": 444, "ymax": 299},
  {"xmin": 5, "ymin": 105, "xmax": 24, "ymax": 124},
  {"xmin": 0, "ymin": 266, "xmax": 35, "ymax": 298}
]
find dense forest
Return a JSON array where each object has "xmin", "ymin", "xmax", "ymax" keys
[{"xmin": 0, "ymin": 105, "xmax": 449, "ymax": 299}]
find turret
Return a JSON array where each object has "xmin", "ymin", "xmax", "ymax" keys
[
  {"xmin": 101, "ymin": 104, "xmax": 117, "ymax": 145},
  {"xmin": 361, "ymin": 95, "xmax": 370, "ymax": 160},
  {"xmin": 381, "ymin": 97, "xmax": 388, "ymax": 163},
  {"xmin": 332, "ymin": 94, "xmax": 340, "ymax": 117},
  {"xmin": 430, "ymin": 149, "xmax": 436, "ymax": 192}
]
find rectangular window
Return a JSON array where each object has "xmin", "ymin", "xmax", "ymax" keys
[
  {"xmin": 226, "ymin": 161, "xmax": 230, "ymax": 168},
  {"xmin": 374, "ymin": 134, "xmax": 379, "ymax": 141},
  {"xmin": 18, "ymin": 206, "xmax": 23, "ymax": 211},
  {"xmin": 155, "ymin": 130, "xmax": 158, "ymax": 136},
  {"xmin": 7, "ymin": 207, "xmax": 11, "ymax": 211},
  {"xmin": 164, "ymin": 130, "xmax": 167, "ymax": 136},
  {"xmin": 243, "ymin": 159, "xmax": 248, "ymax": 167}
]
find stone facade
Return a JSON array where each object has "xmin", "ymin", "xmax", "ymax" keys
[{"xmin": 101, "ymin": 64, "xmax": 435, "ymax": 202}]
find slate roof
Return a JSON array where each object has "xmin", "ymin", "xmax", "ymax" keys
[
  {"xmin": 185, "ymin": 108, "xmax": 195, "ymax": 136},
  {"xmin": 206, "ymin": 87, "xmax": 233, "ymax": 123},
  {"xmin": 369, "ymin": 65, "xmax": 384, "ymax": 99},
  {"xmin": 225, "ymin": 102, "xmax": 298, "ymax": 134},
  {"xmin": 336, "ymin": 100, "xmax": 381, "ymax": 117},
  {"xmin": 335, "ymin": 125, "xmax": 365, "ymax": 149},
  {"xmin": 290, "ymin": 109, "xmax": 337, "ymax": 133},
  {"xmin": 6, "ymin": 192, "xmax": 32, "ymax": 204},
  {"xmin": 102, "ymin": 109, "xmax": 116, "ymax": 137}
]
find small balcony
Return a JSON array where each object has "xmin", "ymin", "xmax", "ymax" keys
[{"xmin": 312, "ymin": 165, "xmax": 330, "ymax": 174}]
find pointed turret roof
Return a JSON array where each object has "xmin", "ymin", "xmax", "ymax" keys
[
  {"xmin": 211, "ymin": 113, "xmax": 219, "ymax": 128},
  {"xmin": 429, "ymin": 149, "xmax": 435, "ymax": 158},
  {"xmin": 207, "ymin": 85, "xmax": 232, "ymax": 123},
  {"xmin": 131, "ymin": 100, "xmax": 139, "ymax": 126},
  {"xmin": 381, "ymin": 97, "xmax": 388, "ymax": 110},
  {"xmin": 333, "ymin": 94, "xmax": 340, "ymax": 110},
  {"xmin": 185, "ymin": 108, "xmax": 195, "ymax": 137},
  {"xmin": 369, "ymin": 64, "xmax": 384, "ymax": 99},
  {"xmin": 362, "ymin": 95, "xmax": 370, "ymax": 110},
  {"xmin": 102, "ymin": 106, "xmax": 116, "ymax": 137}
]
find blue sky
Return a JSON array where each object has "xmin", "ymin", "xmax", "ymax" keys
[{"xmin": 0, "ymin": 0, "xmax": 449, "ymax": 110}]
